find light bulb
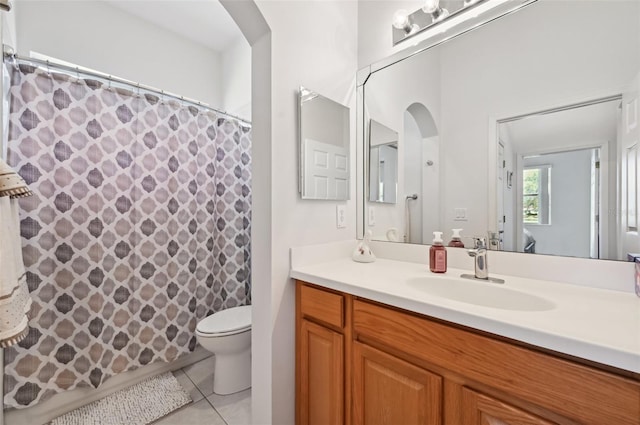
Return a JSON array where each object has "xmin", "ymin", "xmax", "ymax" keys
[
  {"xmin": 432, "ymin": 8, "xmax": 449, "ymax": 22},
  {"xmin": 392, "ymin": 9, "xmax": 410, "ymax": 30},
  {"xmin": 422, "ymin": 0, "xmax": 440, "ymax": 14}
]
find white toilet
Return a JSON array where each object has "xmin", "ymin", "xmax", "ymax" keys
[{"xmin": 195, "ymin": 305, "xmax": 251, "ymax": 395}]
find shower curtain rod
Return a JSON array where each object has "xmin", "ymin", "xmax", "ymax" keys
[{"xmin": 3, "ymin": 53, "xmax": 252, "ymax": 127}]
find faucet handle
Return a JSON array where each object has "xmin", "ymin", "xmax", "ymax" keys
[{"xmin": 472, "ymin": 237, "xmax": 487, "ymax": 249}]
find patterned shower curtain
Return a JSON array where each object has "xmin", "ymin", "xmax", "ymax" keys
[{"xmin": 2, "ymin": 63, "xmax": 251, "ymax": 408}]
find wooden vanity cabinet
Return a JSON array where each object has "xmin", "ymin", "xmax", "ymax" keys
[
  {"xmin": 295, "ymin": 280, "xmax": 640, "ymax": 425},
  {"xmin": 352, "ymin": 341, "xmax": 442, "ymax": 425}
]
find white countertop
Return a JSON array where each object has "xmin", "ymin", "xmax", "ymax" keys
[{"xmin": 291, "ymin": 257, "xmax": 640, "ymax": 373}]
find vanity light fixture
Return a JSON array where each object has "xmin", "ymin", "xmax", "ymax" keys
[
  {"xmin": 392, "ymin": 9, "xmax": 419, "ymax": 35},
  {"xmin": 392, "ymin": 0, "xmax": 536, "ymax": 45},
  {"xmin": 422, "ymin": 0, "xmax": 449, "ymax": 23}
]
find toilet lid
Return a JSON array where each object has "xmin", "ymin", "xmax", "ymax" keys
[{"xmin": 197, "ymin": 305, "xmax": 251, "ymax": 335}]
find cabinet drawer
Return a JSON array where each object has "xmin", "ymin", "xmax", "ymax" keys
[{"xmin": 300, "ymin": 283, "xmax": 344, "ymax": 329}]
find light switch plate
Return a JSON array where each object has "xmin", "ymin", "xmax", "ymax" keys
[
  {"xmin": 336, "ymin": 205, "xmax": 346, "ymax": 228},
  {"xmin": 368, "ymin": 206, "xmax": 376, "ymax": 226},
  {"xmin": 454, "ymin": 208, "xmax": 468, "ymax": 221}
]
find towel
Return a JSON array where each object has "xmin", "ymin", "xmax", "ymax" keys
[
  {"xmin": 0, "ymin": 158, "xmax": 32, "ymax": 198},
  {"xmin": 0, "ymin": 158, "xmax": 32, "ymax": 347}
]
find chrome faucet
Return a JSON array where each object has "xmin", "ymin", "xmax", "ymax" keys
[
  {"xmin": 468, "ymin": 237, "xmax": 489, "ymax": 279},
  {"xmin": 462, "ymin": 237, "xmax": 505, "ymax": 284}
]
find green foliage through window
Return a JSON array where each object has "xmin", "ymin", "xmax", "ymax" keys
[{"xmin": 523, "ymin": 169, "xmax": 540, "ymax": 223}]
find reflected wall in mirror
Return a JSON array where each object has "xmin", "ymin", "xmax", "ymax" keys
[
  {"xmin": 299, "ymin": 87, "xmax": 350, "ymax": 200},
  {"xmin": 369, "ymin": 119, "xmax": 398, "ymax": 204},
  {"xmin": 360, "ymin": 0, "xmax": 640, "ymax": 261}
]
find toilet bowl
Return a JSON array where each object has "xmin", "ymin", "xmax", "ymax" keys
[{"xmin": 195, "ymin": 305, "xmax": 251, "ymax": 395}]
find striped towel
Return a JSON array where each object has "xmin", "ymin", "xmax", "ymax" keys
[{"xmin": 0, "ymin": 158, "xmax": 32, "ymax": 347}]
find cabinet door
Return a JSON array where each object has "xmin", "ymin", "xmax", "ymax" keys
[
  {"xmin": 462, "ymin": 387, "xmax": 556, "ymax": 425},
  {"xmin": 352, "ymin": 342, "xmax": 442, "ymax": 425},
  {"xmin": 298, "ymin": 319, "xmax": 344, "ymax": 425}
]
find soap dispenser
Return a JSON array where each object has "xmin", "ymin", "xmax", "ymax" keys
[
  {"xmin": 448, "ymin": 228, "xmax": 465, "ymax": 248},
  {"xmin": 429, "ymin": 231, "xmax": 447, "ymax": 273},
  {"xmin": 353, "ymin": 230, "xmax": 376, "ymax": 263}
]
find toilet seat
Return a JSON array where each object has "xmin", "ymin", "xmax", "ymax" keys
[{"xmin": 197, "ymin": 305, "xmax": 251, "ymax": 336}]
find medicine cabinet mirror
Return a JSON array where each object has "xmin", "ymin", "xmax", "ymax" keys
[
  {"xmin": 358, "ymin": 0, "xmax": 640, "ymax": 261},
  {"xmin": 299, "ymin": 87, "xmax": 350, "ymax": 200}
]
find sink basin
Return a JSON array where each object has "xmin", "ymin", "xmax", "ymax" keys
[{"xmin": 405, "ymin": 277, "xmax": 555, "ymax": 312}]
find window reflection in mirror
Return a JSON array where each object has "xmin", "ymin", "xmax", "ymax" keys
[{"xmin": 522, "ymin": 166, "xmax": 551, "ymax": 225}]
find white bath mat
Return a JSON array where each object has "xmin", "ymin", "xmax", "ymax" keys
[{"xmin": 50, "ymin": 372, "xmax": 192, "ymax": 425}]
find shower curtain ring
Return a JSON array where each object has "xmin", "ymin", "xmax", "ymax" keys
[
  {"xmin": 10, "ymin": 53, "xmax": 18, "ymax": 72},
  {"xmin": 45, "ymin": 60, "xmax": 50, "ymax": 76},
  {"xmin": 75, "ymin": 66, "xmax": 80, "ymax": 83}
]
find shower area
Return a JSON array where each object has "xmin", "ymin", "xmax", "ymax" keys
[{"xmin": 1, "ymin": 52, "xmax": 251, "ymax": 417}]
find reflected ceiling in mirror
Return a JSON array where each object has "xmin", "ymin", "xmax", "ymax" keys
[{"xmin": 358, "ymin": 0, "xmax": 640, "ymax": 262}]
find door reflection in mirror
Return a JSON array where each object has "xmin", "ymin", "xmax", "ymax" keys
[
  {"xmin": 498, "ymin": 98, "xmax": 619, "ymax": 259},
  {"xmin": 369, "ymin": 119, "xmax": 398, "ymax": 203}
]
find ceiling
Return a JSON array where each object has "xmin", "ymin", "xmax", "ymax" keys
[
  {"xmin": 105, "ymin": 0, "xmax": 244, "ymax": 52},
  {"xmin": 503, "ymin": 100, "xmax": 620, "ymax": 154}
]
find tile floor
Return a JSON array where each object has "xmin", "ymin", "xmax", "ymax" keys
[{"xmin": 153, "ymin": 355, "xmax": 252, "ymax": 425}]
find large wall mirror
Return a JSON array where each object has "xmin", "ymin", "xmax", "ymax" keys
[
  {"xmin": 299, "ymin": 87, "xmax": 350, "ymax": 200},
  {"xmin": 359, "ymin": 0, "xmax": 640, "ymax": 261}
]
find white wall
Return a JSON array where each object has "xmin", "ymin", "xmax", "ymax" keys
[
  {"xmin": 13, "ymin": 1, "xmax": 223, "ymax": 108},
  {"xmin": 222, "ymin": 36, "xmax": 252, "ymax": 120},
  {"xmin": 524, "ymin": 150, "xmax": 593, "ymax": 258},
  {"xmin": 250, "ymin": 1, "xmax": 358, "ymax": 423}
]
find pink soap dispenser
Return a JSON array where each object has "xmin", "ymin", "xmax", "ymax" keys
[{"xmin": 429, "ymin": 231, "xmax": 447, "ymax": 273}]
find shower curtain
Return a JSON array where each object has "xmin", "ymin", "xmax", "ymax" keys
[{"xmin": 2, "ymin": 63, "xmax": 251, "ymax": 408}]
